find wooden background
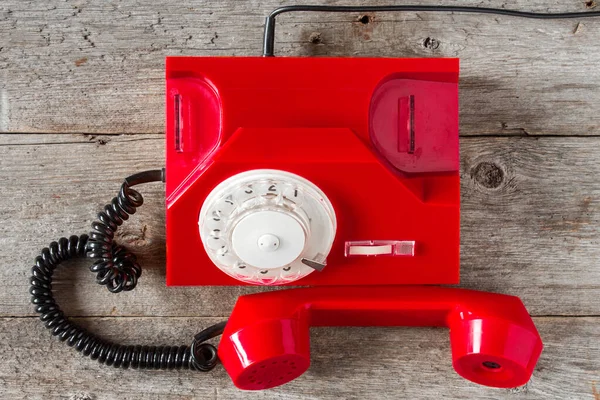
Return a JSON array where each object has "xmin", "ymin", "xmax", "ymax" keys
[{"xmin": 1, "ymin": 1, "xmax": 599, "ymax": 399}]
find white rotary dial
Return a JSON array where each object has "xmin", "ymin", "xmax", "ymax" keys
[{"xmin": 198, "ymin": 169, "xmax": 337, "ymax": 285}]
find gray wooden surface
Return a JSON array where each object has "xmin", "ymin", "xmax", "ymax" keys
[{"xmin": 1, "ymin": 1, "xmax": 599, "ymax": 399}]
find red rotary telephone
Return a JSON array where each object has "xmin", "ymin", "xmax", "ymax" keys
[
  {"xmin": 164, "ymin": 55, "xmax": 542, "ymax": 390},
  {"xmin": 34, "ymin": 4, "xmax": 600, "ymax": 392}
]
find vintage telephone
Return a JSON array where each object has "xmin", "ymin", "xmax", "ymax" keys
[{"xmin": 29, "ymin": 5, "xmax": 600, "ymax": 391}]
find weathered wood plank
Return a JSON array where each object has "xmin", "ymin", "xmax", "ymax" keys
[
  {"xmin": 0, "ymin": 133, "xmax": 598, "ymax": 317},
  {"xmin": 0, "ymin": 316, "xmax": 597, "ymax": 399},
  {"xmin": 3, "ymin": 2, "xmax": 599, "ymax": 399},
  {"xmin": 1, "ymin": 1, "xmax": 600, "ymax": 135}
]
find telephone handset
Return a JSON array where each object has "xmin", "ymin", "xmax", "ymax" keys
[{"xmin": 218, "ymin": 286, "xmax": 543, "ymax": 390}]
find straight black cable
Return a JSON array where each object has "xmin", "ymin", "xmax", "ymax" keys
[{"xmin": 263, "ymin": 5, "xmax": 600, "ymax": 56}]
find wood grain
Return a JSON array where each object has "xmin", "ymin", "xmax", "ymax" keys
[
  {"xmin": 1, "ymin": 133, "xmax": 598, "ymax": 318},
  {"xmin": 1, "ymin": 0, "xmax": 600, "ymax": 135},
  {"xmin": 0, "ymin": 316, "xmax": 597, "ymax": 400},
  {"xmin": 2, "ymin": 1, "xmax": 600, "ymax": 398}
]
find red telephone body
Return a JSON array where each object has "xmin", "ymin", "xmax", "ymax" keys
[
  {"xmin": 164, "ymin": 57, "xmax": 543, "ymax": 389},
  {"xmin": 165, "ymin": 57, "xmax": 459, "ymax": 286}
]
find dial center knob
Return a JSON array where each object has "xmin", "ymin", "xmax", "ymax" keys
[
  {"xmin": 231, "ymin": 210, "xmax": 306, "ymax": 270},
  {"xmin": 258, "ymin": 234, "xmax": 280, "ymax": 252}
]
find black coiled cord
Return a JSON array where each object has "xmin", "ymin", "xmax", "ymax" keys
[{"xmin": 29, "ymin": 169, "xmax": 227, "ymax": 371}]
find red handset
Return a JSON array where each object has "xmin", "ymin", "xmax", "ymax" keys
[{"xmin": 218, "ymin": 286, "xmax": 543, "ymax": 390}]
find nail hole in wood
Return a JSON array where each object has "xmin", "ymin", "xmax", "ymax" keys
[
  {"xmin": 358, "ymin": 15, "xmax": 371, "ymax": 24},
  {"xmin": 423, "ymin": 37, "xmax": 440, "ymax": 50},
  {"xmin": 309, "ymin": 32, "xmax": 322, "ymax": 44}
]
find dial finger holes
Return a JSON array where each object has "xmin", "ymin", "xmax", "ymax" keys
[
  {"xmin": 283, "ymin": 185, "xmax": 303, "ymax": 206},
  {"xmin": 199, "ymin": 169, "xmax": 337, "ymax": 285},
  {"xmin": 206, "ymin": 237, "xmax": 226, "ymax": 251},
  {"xmin": 256, "ymin": 181, "xmax": 280, "ymax": 196}
]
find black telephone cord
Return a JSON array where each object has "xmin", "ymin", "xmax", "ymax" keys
[
  {"xmin": 29, "ymin": 169, "xmax": 227, "ymax": 371},
  {"xmin": 263, "ymin": 5, "xmax": 600, "ymax": 56}
]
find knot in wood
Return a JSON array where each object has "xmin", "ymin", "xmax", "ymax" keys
[{"xmin": 471, "ymin": 162, "xmax": 504, "ymax": 189}]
